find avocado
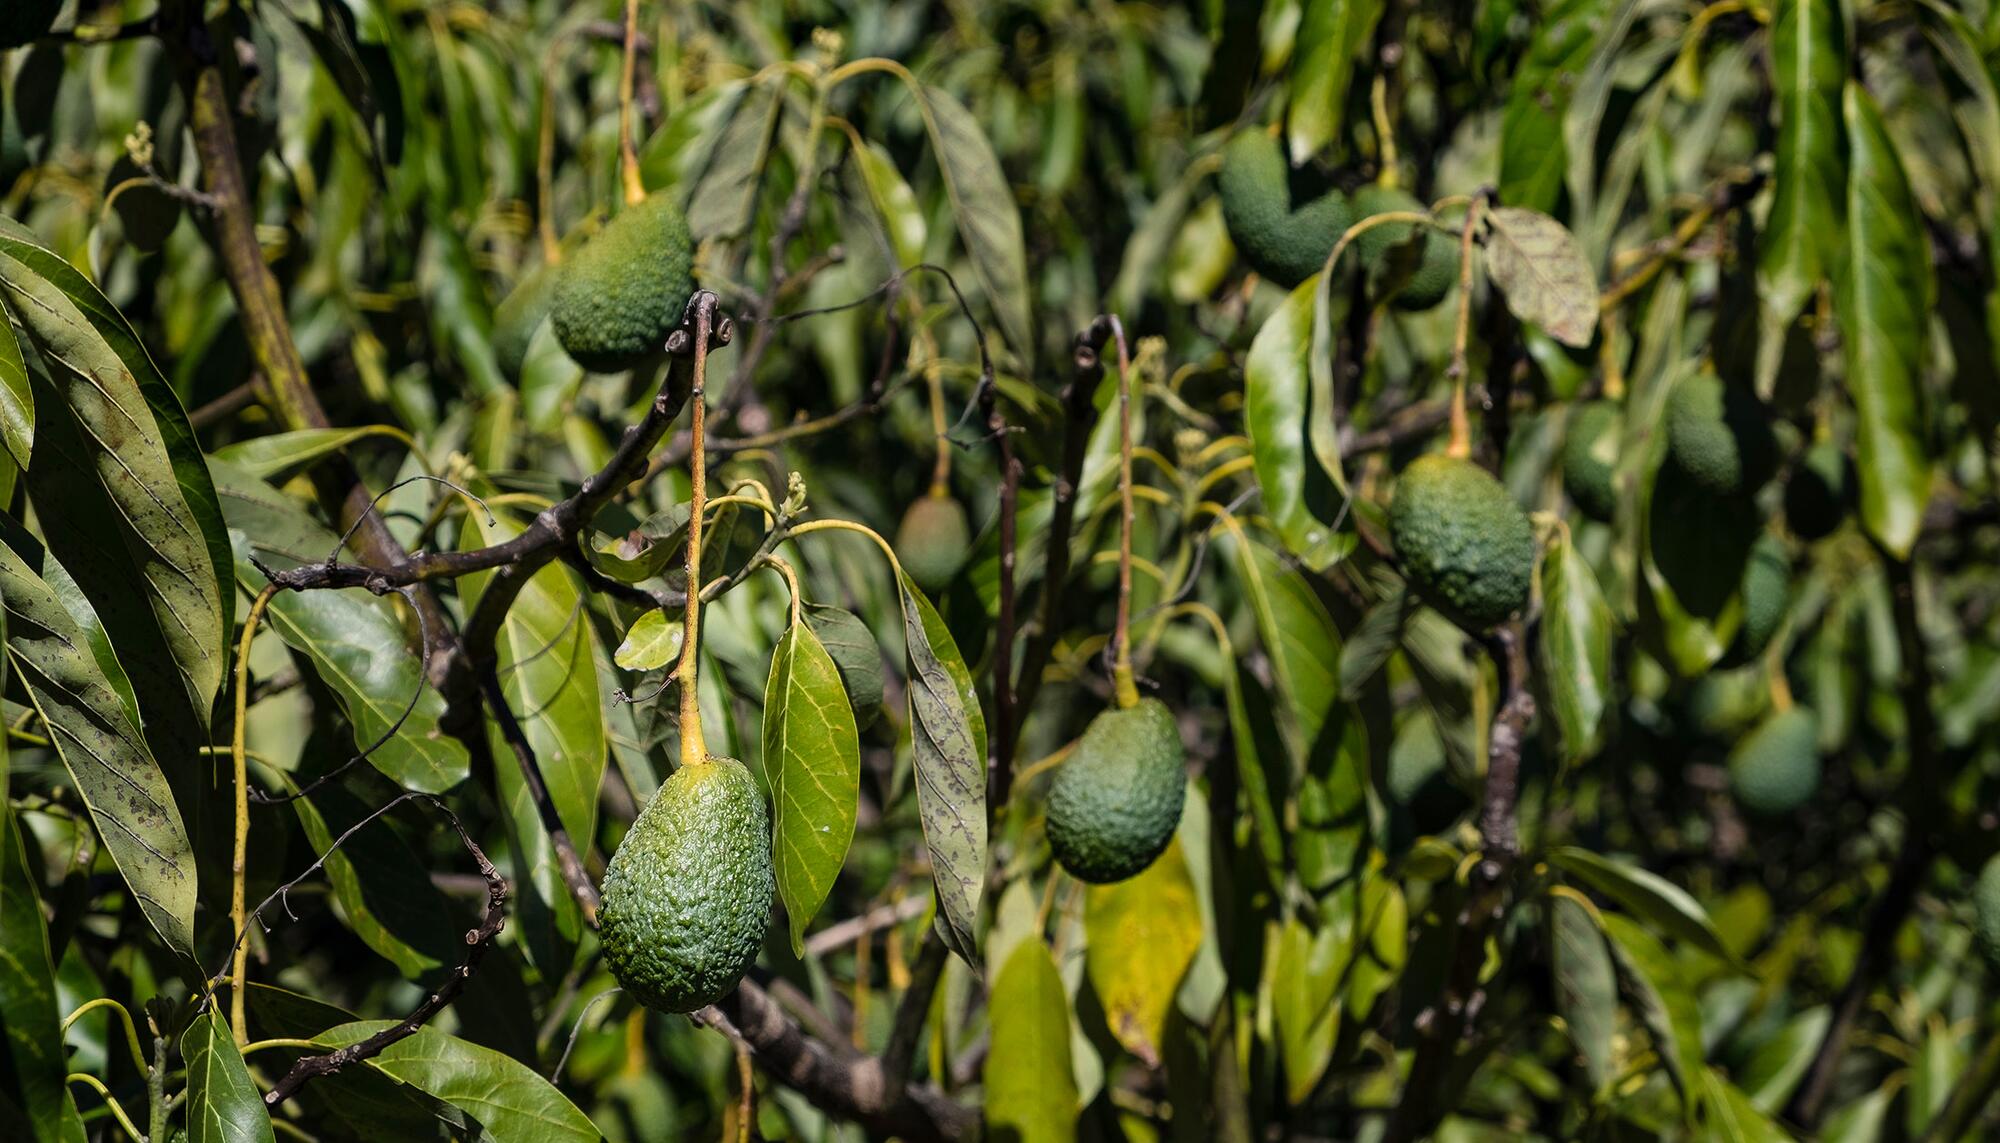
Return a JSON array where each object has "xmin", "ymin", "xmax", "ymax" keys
[
  {"xmin": 1727, "ymin": 708, "xmax": 1820, "ymax": 816},
  {"xmin": 599, "ymin": 756, "xmax": 774, "ymax": 1012},
  {"xmin": 1784, "ymin": 442, "xmax": 1852, "ymax": 541},
  {"xmin": 492, "ymin": 261, "xmax": 560, "ymax": 381},
  {"xmin": 1562, "ymin": 400, "xmax": 1622, "ymax": 522},
  {"xmin": 1974, "ymin": 855, "xmax": 2000, "ymax": 967},
  {"xmin": 1722, "ymin": 533, "xmax": 1789, "ymax": 667},
  {"xmin": 1648, "ymin": 452, "xmax": 1761, "ymax": 620},
  {"xmin": 1351, "ymin": 186, "xmax": 1456, "ymax": 310},
  {"xmin": 1665, "ymin": 373, "xmax": 1777, "ymax": 496},
  {"xmin": 1389, "ymin": 455, "xmax": 1537, "ymax": 632},
  {"xmin": 0, "ymin": 0, "xmax": 60, "ymax": 49},
  {"xmin": 1046, "ymin": 698, "xmax": 1187, "ymax": 884},
  {"xmin": 1217, "ymin": 130, "xmax": 1353, "ymax": 288},
  {"xmin": 894, "ymin": 493, "xmax": 970, "ymax": 592},
  {"xmin": 549, "ymin": 194, "xmax": 695, "ymax": 373},
  {"xmin": 1386, "ymin": 714, "xmax": 1462, "ymax": 846}
]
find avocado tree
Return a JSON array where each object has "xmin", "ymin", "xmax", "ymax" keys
[{"xmin": 2, "ymin": 0, "xmax": 1998, "ymax": 1140}]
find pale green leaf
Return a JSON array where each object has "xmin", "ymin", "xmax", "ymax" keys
[
  {"xmin": 764, "ymin": 622, "xmax": 860, "ymax": 954},
  {"xmin": 985, "ymin": 940, "xmax": 1077, "ymax": 1143}
]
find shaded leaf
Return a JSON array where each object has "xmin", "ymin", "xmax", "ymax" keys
[
  {"xmin": 1551, "ymin": 890, "xmax": 1618, "ymax": 1091},
  {"xmin": 1758, "ymin": 0, "xmax": 1846, "ymax": 384},
  {"xmin": 0, "ymin": 806, "xmax": 82, "ymax": 1141},
  {"xmin": 1540, "ymin": 529, "xmax": 1614, "ymax": 761},
  {"xmin": 764, "ymin": 622, "xmax": 860, "ymax": 954},
  {"xmin": 309, "ymin": 1023, "xmax": 600, "ymax": 1142},
  {"xmin": 1338, "ymin": 584, "xmax": 1413, "ymax": 700},
  {"xmin": 1223, "ymin": 529, "xmax": 1341, "ymax": 762},
  {"xmin": 1084, "ymin": 837, "xmax": 1202, "ymax": 1066},
  {"xmin": 1286, "ymin": 0, "xmax": 1384, "ymax": 163},
  {"xmin": 898, "ymin": 573, "xmax": 987, "ymax": 967},
  {"xmin": 984, "ymin": 939, "xmax": 1077, "ymax": 1142},
  {"xmin": 1484, "ymin": 207, "xmax": 1598, "ymax": 347},
  {"xmin": 804, "ymin": 604, "xmax": 884, "ymax": 721},
  {"xmin": 905, "ymin": 82, "xmax": 1034, "ymax": 366},
  {"xmin": 1699, "ymin": 1065, "xmax": 1792, "ymax": 1142},
  {"xmin": 1555, "ymin": 847, "xmax": 1736, "ymax": 965},
  {"xmin": 684, "ymin": 81, "xmax": 779, "ymax": 241},
  {"xmin": 211, "ymin": 426, "xmax": 405, "ymax": 481},
  {"xmin": 1602, "ymin": 912, "xmax": 1704, "ymax": 1109},
  {"xmin": 1499, "ymin": 0, "xmax": 1615, "ymax": 213},
  {"xmin": 852, "ymin": 139, "xmax": 927, "ymax": 269},
  {"xmin": 182, "ymin": 1009, "xmax": 275, "ymax": 1143},
  {"xmin": 1272, "ymin": 909, "xmax": 1350, "ymax": 1105}
]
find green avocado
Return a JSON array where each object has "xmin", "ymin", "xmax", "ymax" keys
[
  {"xmin": 1974, "ymin": 855, "xmax": 2000, "ymax": 968},
  {"xmin": 1728, "ymin": 708, "xmax": 1820, "ymax": 816},
  {"xmin": 550, "ymin": 194, "xmax": 695, "ymax": 373},
  {"xmin": 492, "ymin": 261, "xmax": 560, "ymax": 381},
  {"xmin": 0, "ymin": 0, "xmax": 60, "ymax": 49},
  {"xmin": 1217, "ymin": 130, "xmax": 1353, "ymax": 289},
  {"xmin": 1046, "ymin": 698, "xmax": 1187, "ymax": 884},
  {"xmin": 1784, "ymin": 442, "xmax": 1852, "ymax": 541},
  {"xmin": 1386, "ymin": 714, "xmax": 1462, "ymax": 846},
  {"xmin": 1562, "ymin": 400, "xmax": 1622, "ymax": 522},
  {"xmin": 599, "ymin": 756, "xmax": 774, "ymax": 1012},
  {"xmin": 1722, "ymin": 533, "xmax": 1790, "ymax": 667},
  {"xmin": 1666, "ymin": 373, "xmax": 1777, "ymax": 496},
  {"xmin": 1351, "ymin": 186, "xmax": 1456, "ymax": 310},
  {"xmin": 1389, "ymin": 455, "xmax": 1537, "ymax": 632},
  {"xmin": 894, "ymin": 494, "xmax": 970, "ymax": 592}
]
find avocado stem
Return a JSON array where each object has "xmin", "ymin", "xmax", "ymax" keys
[
  {"xmin": 678, "ymin": 301, "xmax": 715, "ymax": 766},
  {"xmin": 1444, "ymin": 194, "xmax": 1486, "ymax": 460},
  {"xmin": 536, "ymin": 46, "xmax": 563, "ymax": 264},
  {"xmin": 616, "ymin": 0, "xmax": 646, "ymax": 207},
  {"xmin": 1371, "ymin": 75, "xmax": 1400, "ymax": 190},
  {"xmin": 925, "ymin": 359, "xmax": 951, "ymax": 494},
  {"xmin": 1109, "ymin": 315, "xmax": 1139, "ymax": 709}
]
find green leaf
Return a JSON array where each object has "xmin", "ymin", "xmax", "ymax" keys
[
  {"xmin": 1839, "ymin": 82, "xmax": 1934, "ymax": 559},
  {"xmin": 308, "ymin": 1023, "xmax": 600, "ymax": 1142},
  {"xmin": 1601, "ymin": 912, "xmax": 1704, "ymax": 1109},
  {"xmin": 613, "ymin": 609, "xmax": 683, "ymax": 672},
  {"xmin": 0, "ymin": 310, "xmax": 29, "ymax": 468},
  {"xmin": 1554, "ymin": 847, "xmax": 1736, "ymax": 965},
  {"xmin": 1757, "ymin": 0, "xmax": 1846, "ymax": 387},
  {"xmin": 1271, "ymin": 908, "xmax": 1351, "ymax": 1105},
  {"xmin": 683, "ymin": 80, "xmax": 779, "ymax": 242},
  {"xmin": 852, "ymin": 139, "xmax": 927, "ymax": 269},
  {"xmin": 1699, "ymin": 1065, "xmax": 1792, "ymax": 1142},
  {"xmin": 1084, "ymin": 836, "xmax": 1203, "ymax": 1066},
  {"xmin": 1222, "ymin": 659, "xmax": 1289, "ymax": 892},
  {"xmin": 289, "ymin": 787, "xmax": 461, "ymax": 978},
  {"xmin": 1224, "ymin": 530, "xmax": 1341, "ymax": 762},
  {"xmin": 898, "ymin": 574, "xmax": 987, "ymax": 968},
  {"xmin": 764, "ymin": 621, "xmax": 860, "ymax": 955},
  {"xmin": 804, "ymin": 604, "xmax": 884, "ymax": 721},
  {"xmin": 1550, "ymin": 891, "xmax": 1618, "ymax": 1092},
  {"xmin": 1483, "ymin": 207, "xmax": 1599, "ymax": 348},
  {"xmin": 0, "ymin": 531, "xmax": 196, "ymax": 959},
  {"xmin": 1245, "ymin": 278, "xmax": 1349, "ymax": 570},
  {"xmin": 1539, "ymin": 529, "xmax": 1614, "ymax": 761},
  {"xmin": 1286, "ymin": 0, "xmax": 1384, "ymax": 162},
  {"xmin": 213, "ymin": 460, "xmax": 470, "ymax": 793},
  {"xmin": 210, "ymin": 426, "xmax": 407, "ymax": 481},
  {"xmin": 906, "ymin": 82, "xmax": 1034, "ymax": 366},
  {"xmin": 1735, "ymin": 1005, "xmax": 1829, "ymax": 1113},
  {"xmin": 182, "ymin": 1009, "xmax": 275, "ymax": 1143},
  {"xmin": 1338, "ymin": 585, "xmax": 1413, "ymax": 700},
  {"xmin": 1498, "ymin": 0, "xmax": 1614, "ymax": 213},
  {"xmin": 0, "ymin": 807, "xmax": 82, "ymax": 1142},
  {"xmin": 984, "ymin": 939, "xmax": 1077, "ymax": 1142}
]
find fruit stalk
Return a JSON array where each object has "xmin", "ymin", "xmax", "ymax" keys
[
  {"xmin": 617, "ymin": 0, "xmax": 646, "ymax": 206},
  {"xmin": 1445, "ymin": 192, "xmax": 1487, "ymax": 460},
  {"xmin": 1108, "ymin": 316, "xmax": 1139, "ymax": 709},
  {"xmin": 678, "ymin": 300, "xmax": 715, "ymax": 766}
]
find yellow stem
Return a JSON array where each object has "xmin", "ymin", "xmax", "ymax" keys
[
  {"xmin": 1012, "ymin": 741, "xmax": 1078, "ymax": 788},
  {"xmin": 232, "ymin": 585, "xmax": 279, "ymax": 1045},
  {"xmin": 925, "ymin": 364, "xmax": 951, "ymax": 493},
  {"xmin": 61, "ymin": 998, "xmax": 147, "ymax": 1072},
  {"xmin": 66, "ymin": 1074, "xmax": 144, "ymax": 1143},
  {"xmin": 1110, "ymin": 317, "xmax": 1138, "ymax": 709},
  {"xmin": 617, "ymin": 0, "xmax": 646, "ymax": 206},
  {"xmin": 1446, "ymin": 195, "xmax": 1486, "ymax": 459},
  {"xmin": 536, "ymin": 41, "xmax": 565, "ymax": 263},
  {"xmin": 240, "ymin": 1038, "xmax": 319, "ymax": 1056},
  {"xmin": 789, "ymin": 519, "xmax": 906, "ymax": 580},
  {"xmin": 1371, "ymin": 74, "xmax": 1398, "ymax": 188},
  {"xmin": 677, "ymin": 307, "xmax": 714, "ymax": 767},
  {"xmin": 762, "ymin": 555, "xmax": 804, "ymax": 628}
]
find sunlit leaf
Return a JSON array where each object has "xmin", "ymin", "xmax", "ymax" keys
[
  {"xmin": 985, "ymin": 939, "xmax": 1077, "ymax": 1142},
  {"xmin": 764, "ymin": 621, "xmax": 860, "ymax": 954},
  {"xmin": 309, "ymin": 1023, "xmax": 601, "ymax": 1142},
  {"xmin": 1540, "ymin": 529, "xmax": 1614, "ymax": 761},
  {"xmin": 1084, "ymin": 836, "xmax": 1202, "ymax": 1065},
  {"xmin": 1245, "ymin": 278, "xmax": 1349, "ymax": 570},
  {"xmin": 613, "ymin": 608, "xmax": 683, "ymax": 672},
  {"xmin": 1757, "ymin": 0, "xmax": 1846, "ymax": 389},
  {"xmin": 1553, "ymin": 847, "xmax": 1736, "ymax": 965}
]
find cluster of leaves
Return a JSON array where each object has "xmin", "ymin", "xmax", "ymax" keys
[{"xmin": 3, "ymin": 0, "xmax": 2000, "ymax": 1142}]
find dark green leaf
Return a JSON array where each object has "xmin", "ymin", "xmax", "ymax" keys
[
  {"xmin": 0, "ymin": 806, "xmax": 82, "ymax": 1141},
  {"xmin": 1550, "ymin": 891, "xmax": 1618, "ymax": 1092},
  {"xmin": 1245, "ymin": 279, "xmax": 1349, "ymax": 570},
  {"xmin": 898, "ymin": 573, "xmax": 987, "ymax": 968},
  {"xmin": 1499, "ymin": 0, "xmax": 1614, "ymax": 213},
  {"xmin": 0, "ymin": 309, "xmax": 29, "ymax": 468},
  {"xmin": 1553, "ymin": 848, "xmax": 1736, "ymax": 965},
  {"xmin": 1539, "ymin": 529, "xmax": 1614, "ymax": 761},
  {"xmin": 905, "ymin": 81, "xmax": 1034, "ymax": 366},
  {"xmin": 1602, "ymin": 912, "xmax": 1704, "ymax": 1108},
  {"xmin": 1286, "ymin": 0, "xmax": 1384, "ymax": 162},
  {"xmin": 308, "ymin": 1023, "xmax": 600, "ymax": 1142},
  {"xmin": 1758, "ymin": 0, "xmax": 1846, "ymax": 387},
  {"xmin": 182, "ymin": 1009, "xmax": 275, "ymax": 1143}
]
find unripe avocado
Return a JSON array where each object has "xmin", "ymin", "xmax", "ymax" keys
[
  {"xmin": 1046, "ymin": 698, "xmax": 1187, "ymax": 884},
  {"xmin": 1351, "ymin": 186, "xmax": 1456, "ymax": 311},
  {"xmin": 894, "ymin": 494, "xmax": 970, "ymax": 592},
  {"xmin": 1217, "ymin": 130, "xmax": 1353, "ymax": 289},
  {"xmin": 492, "ymin": 261, "xmax": 560, "ymax": 381},
  {"xmin": 1723, "ymin": 534, "xmax": 1789, "ymax": 666},
  {"xmin": 1665, "ymin": 373, "xmax": 1777, "ymax": 496},
  {"xmin": 1389, "ymin": 455, "xmax": 1536, "ymax": 632},
  {"xmin": 1974, "ymin": 855, "xmax": 2000, "ymax": 968},
  {"xmin": 550, "ymin": 194, "xmax": 695, "ymax": 373},
  {"xmin": 1727, "ymin": 708, "xmax": 1820, "ymax": 816},
  {"xmin": 1386, "ymin": 715, "xmax": 1462, "ymax": 845},
  {"xmin": 1562, "ymin": 400, "xmax": 1621, "ymax": 522},
  {"xmin": 0, "ymin": 0, "xmax": 60, "ymax": 49},
  {"xmin": 599, "ymin": 756, "xmax": 774, "ymax": 1012},
  {"xmin": 1784, "ymin": 442, "xmax": 1852, "ymax": 541}
]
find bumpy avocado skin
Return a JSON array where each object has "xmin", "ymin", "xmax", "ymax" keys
[
  {"xmin": 1784, "ymin": 442, "xmax": 1852, "ymax": 541},
  {"xmin": 0, "ymin": 0, "xmax": 60, "ymax": 49},
  {"xmin": 1046, "ymin": 699, "xmax": 1187, "ymax": 884},
  {"xmin": 550, "ymin": 194, "xmax": 695, "ymax": 373},
  {"xmin": 1562, "ymin": 401, "xmax": 1621, "ymax": 522},
  {"xmin": 1666, "ymin": 373, "xmax": 1777, "ymax": 496},
  {"xmin": 1390, "ymin": 455, "xmax": 1536, "ymax": 632},
  {"xmin": 1217, "ymin": 131, "xmax": 1352, "ymax": 289},
  {"xmin": 492, "ymin": 261, "xmax": 559, "ymax": 381},
  {"xmin": 1351, "ymin": 186, "xmax": 1455, "ymax": 310},
  {"xmin": 894, "ymin": 495, "xmax": 970, "ymax": 592},
  {"xmin": 600, "ymin": 756, "xmax": 774, "ymax": 1012},
  {"xmin": 1722, "ymin": 534, "xmax": 1790, "ymax": 667},
  {"xmin": 1728, "ymin": 708, "xmax": 1820, "ymax": 816},
  {"xmin": 1975, "ymin": 856, "xmax": 2000, "ymax": 968}
]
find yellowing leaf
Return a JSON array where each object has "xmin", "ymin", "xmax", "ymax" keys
[
  {"xmin": 1484, "ymin": 206, "xmax": 1599, "ymax": 347},
  {"xmin": 1084, "ymin": 836, "xmax": 1202, "ymax": 1065}
]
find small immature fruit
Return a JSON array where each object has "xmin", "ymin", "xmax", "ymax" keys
[
  {"xmin": 600, "ymin": 756, "xmax": 774, "ymax": 1012},
  {"xmin": 1723, "ymin": 533, "xmax": 1789, "ymax": 667},
  {"xmin": 1561, "ymin": 400, "xmax": 1621, "ymax": 522},
  {"xmin": 1784, "ymin": 442, "xmax": 1853, "ymax": 541},
  {"xmin": 1727, "ymin": 708, "xmax": 1820, "ymax": 816},
  {"xmin": 1046, "ymin": 698, "xmax": 1187, "ymax": 884},
  {"xmin": 491, "ymin": 261, "xmax": 560, "ymax": 381},
  {"xmin": 550, "ymin": 194, "xmax": 695, "ymax": 373},
  {"xmin": 894, "ymin": 493, "xmax": 970, "ymax": 592},
  {"xmin": 1389, "ymin": 455, "xmax": 1536, "ymax": 632},
  {"xmin": 1350, "ymin": 186, "xmax": 1456, "ymax": 311},
  {"xmin": 0, "ymin": 0, "xmax": 61, "ymax": 49},
  {"xmin": 1974, "ymin": 854, "xmax": 2000, "ymax": 968},
  {"xmin": 1217, "ymin": 130, "xmax": 1353, "ymax": 289},
  {"xmin": 1665, "ymin": 372, "xmax": 1777, "ymax": 496}
]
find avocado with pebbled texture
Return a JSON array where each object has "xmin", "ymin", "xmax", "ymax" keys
[
  {"xmin": 1784, "ymin": 442, "xmax": 1852, "ymax": 541},
  {"xmin": 1727, "ymin": 707, "xmax": 1820, "ymax": 816},
  {"xmin": 1666, "ymin": 372, "xmax": 1778, "ymax": 497},
  {"xmin": 492, "ymin": 261, "xmax": 560, "ymax": 381},
  {"xmin": 599, "ymin": 756, "xmax": 774, "ymax": 1012},
  {"xmin": 1217, "ymin": 130, "xmax": 1353, "ymax": 289},
  {"xmin": 1389, "ymin": 455, "xmax": 1537, "ymax": 632},
  {"xmin": 1351, "ymin": 185, "xmax": 1456, "ymax": 310},
  {"xmin": 1046, "ymin": 698, "xmax": 1187, "ymax": 884},
  {"xmin": 1562, "ymin": 401, "xmax": 1621, "ymax": 522},
  {"xmin": 550, "ymin": 194, "xmax": 695, "ymax": 373},
  {"xmin": 894, "ymin": 493, "xmax": 970, "ymax": 592},
  {"xmin": 1722, "ymin": 533, "xmax": 1790, "ymax": 667}
]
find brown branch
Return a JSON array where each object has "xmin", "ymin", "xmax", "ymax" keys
[{"xmin": 188, "ymin": 375, "xmax": 269, "ymax": 430}]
